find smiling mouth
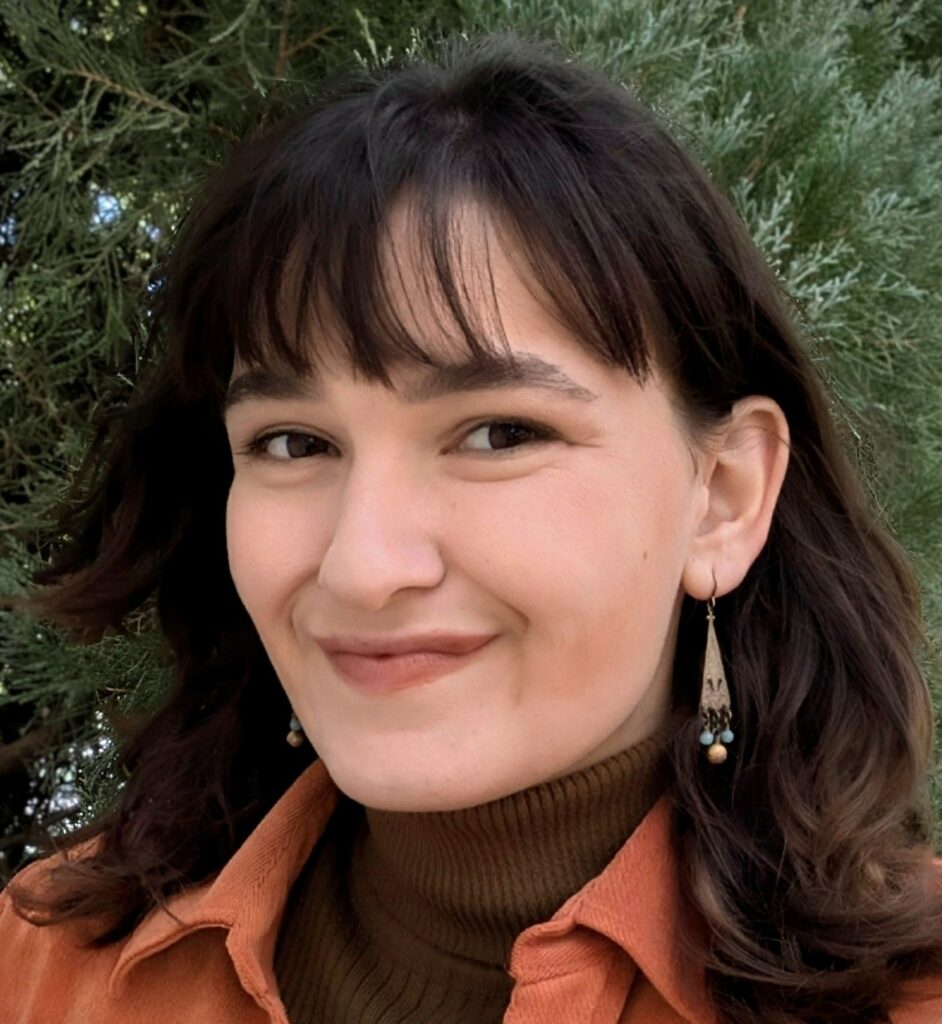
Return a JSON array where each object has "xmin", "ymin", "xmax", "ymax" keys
[{"xmin": 324, "ymin": 639, "xmax": 495, "ymax": 694}]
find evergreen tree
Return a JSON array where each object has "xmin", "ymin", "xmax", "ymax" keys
[
  {"xmin": 0, "ymin": 0, "xmax": 462, "ymax": 882},
  {"xmin": 461, "ymin": 0, "xmax": 942, "ymax": 801},
  {"xmin": 2, "ymin": 0, "xmax": 941, "ymax": 881}
]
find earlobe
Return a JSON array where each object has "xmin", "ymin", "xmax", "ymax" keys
[{"xmin": 683, "ymin": 396, "xmax": 790, "ymax": 601}]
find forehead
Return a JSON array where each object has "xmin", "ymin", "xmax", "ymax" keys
[
  {"xmin": 364, "ymin": 195, "xmax": 570, "ymax": 366},
  {"xmin": 221, "ymin": 189, "xmax": 667, "ymax": 423},
  {"xmin": 228, "ymin": 195, "xmax": 629, "ymax": 408}
]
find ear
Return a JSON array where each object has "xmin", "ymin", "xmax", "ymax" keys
[{"xmin": 682, "ymin": 396, "xmax": 790, "ymax": 600}]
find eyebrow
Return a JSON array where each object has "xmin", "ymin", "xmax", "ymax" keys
[{"xmin": 223, "ymin": 352, "xmax": 601, "ymax": 412}]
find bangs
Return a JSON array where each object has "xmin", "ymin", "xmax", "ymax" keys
[
  {"xmin": 162, "ymin": 32, "xmax": 755, "ymax": 419},
  {"xmin": 242, "ymin": 186, "xmax": 534, "ymax": 385},
  {"xmin": 216, "ymin": 140, "xmax": 658, "ymax": 394},
  {"xmin": 166, "ymin": 40, "xmax": 680, "ymax": 403}
]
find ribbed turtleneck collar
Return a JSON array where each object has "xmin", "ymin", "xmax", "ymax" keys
[{"xmin": 345, "ymin": 709, "xmax": 686, "ymax": 977}]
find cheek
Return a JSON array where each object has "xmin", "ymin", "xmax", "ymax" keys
[
  {"xmin": 225, "ymin": 480, "xmax": 315, "ymax": 623},
  {"xmin": 506, "ymin": 449, "xmax": 692, "ymax": 702}
]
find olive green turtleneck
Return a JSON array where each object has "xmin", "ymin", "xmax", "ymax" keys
[{"xmin": 274, "ymin": 710, "xmax": 685, "ymax": 1024}]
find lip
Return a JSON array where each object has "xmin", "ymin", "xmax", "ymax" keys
[
  {"xmin": 317, "ymin": 632, "xmax": 497, "ymax": 657},
  {"xmin": 322, "ymin": 636, "xmax": 496, "ymax": 694}
]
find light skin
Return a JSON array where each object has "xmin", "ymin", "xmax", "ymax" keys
[{"xmin": 223, "ymin": 203, "xmax": 790, "ymax": 812}]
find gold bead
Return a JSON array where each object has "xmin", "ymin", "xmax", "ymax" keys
[
  {"xmin": 286, "ymin": 730, "xmax": 305, "ymax": 747},
  {"xmin": 706, "ymin": 742, "xmax": 728, "ymax": 764}
]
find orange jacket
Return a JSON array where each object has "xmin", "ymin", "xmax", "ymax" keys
[{"xmin": 2, "ymin": 759, "xmax": 942, "ymax": 1024}]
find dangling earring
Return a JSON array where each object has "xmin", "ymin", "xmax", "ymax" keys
[
  {"xmin": 286, "ymin": 713, "xmax": 306, "ymax": 748},
  {"xmin": 699, "ymin": 592, "xmax": 734, "ymax": 764}
]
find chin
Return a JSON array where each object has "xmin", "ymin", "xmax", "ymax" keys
[{"xmin": 322, "ymin": 755, "xmax": 518, "ymax": 813}]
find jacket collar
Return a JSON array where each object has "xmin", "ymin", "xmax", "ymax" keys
[
  {"xmin": 109, "ymin": 759, "xmax": 714, "ymax": 1022},
  {"xmin": 555, "ymin": 794, "xmax": 715, "ymax": 1023},
  {"xmin": 109, "ymin": 760, "xmax": 338, "ymax": 1007}
]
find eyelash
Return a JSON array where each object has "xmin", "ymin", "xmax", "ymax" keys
[{"xmin": 241, "ymin": 417, "xmax": 558, "ymax": 462}]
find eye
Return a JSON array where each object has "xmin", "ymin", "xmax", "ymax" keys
[
  {"xmin": 246, "ymin": 432, "xmax": 333, "ymax": 460},
  {"xmin": 457, "ymin": 418, "xmax": 556, "ymax": 454},
  {"xmin": 242, "ymin": 417, "xmax": 556, "ymax": 462}
]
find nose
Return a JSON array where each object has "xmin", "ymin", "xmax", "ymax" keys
[{"xmin": 315, "ymin": 460, "xmax": 447, "ymax": 611}]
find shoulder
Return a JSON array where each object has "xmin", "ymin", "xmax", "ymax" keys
[
  {"xmin": 0, "ymin": 763, "xmax": 336, "ymax": 1024},
  {"xmin": 0, "ymin": 856, "xmax": 120, "ymax": 1024},
  {"xmin": 0, "ymin": 850, "xmax": 272, "ymax": 1024}
]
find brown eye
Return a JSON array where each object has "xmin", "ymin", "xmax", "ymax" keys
[
  {"xmin": 255, "ymin": 432, "xmax": 331, "ymax": 460},
  {"xmin": 459, "ymin": 419, "xmax": 555, "ymax": 454}
]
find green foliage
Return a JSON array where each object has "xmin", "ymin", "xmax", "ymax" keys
[
  {"xmin": 0, "ymin": 0, "xmax": 463, "ymax": 881},
  {"xmin": 456, "ymin": 0, "xmax": 942, "ymax": 809},
  {"xmin": 2, "ymin": 0, "xmax": 941, "ymax": 875}
]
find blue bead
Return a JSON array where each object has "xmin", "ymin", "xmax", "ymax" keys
[
  {"xmin": 699, "ymin": 730, "xmax": 714, "ymax": 746},
  {"xmin": 720, "ymin": 729, "xmax": 734, "ymax": 744}
]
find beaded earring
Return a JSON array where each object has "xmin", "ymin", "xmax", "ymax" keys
[
  {"xmin": 286, "ymin": 713, "xmax": 306, "ymax": 748},
  {"xmin": 699, "ymin": 595, "xmax": 734, "ymax": 764}
]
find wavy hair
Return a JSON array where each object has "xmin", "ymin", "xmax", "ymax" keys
[{"xmin": 9, "ymin": 30, "xmax": 942, "ymax": 1023}]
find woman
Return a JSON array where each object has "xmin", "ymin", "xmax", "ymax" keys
[{"xmin": 2, "ymin": 29, "xmax": 941, "ymax": 1024}]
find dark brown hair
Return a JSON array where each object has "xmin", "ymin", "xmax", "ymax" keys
[{"xmin": 10, "ymin": 30, "xmax": 942, "ymax": 1023}]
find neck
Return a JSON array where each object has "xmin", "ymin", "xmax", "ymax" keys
[{"xmin": 346, "ymin": 709, "xmax": 687, "ymax": 971}]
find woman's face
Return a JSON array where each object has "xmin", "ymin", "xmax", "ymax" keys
[{"xmin": 223, "ymin": 208, "xmax": 708, "ymax": 811}]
